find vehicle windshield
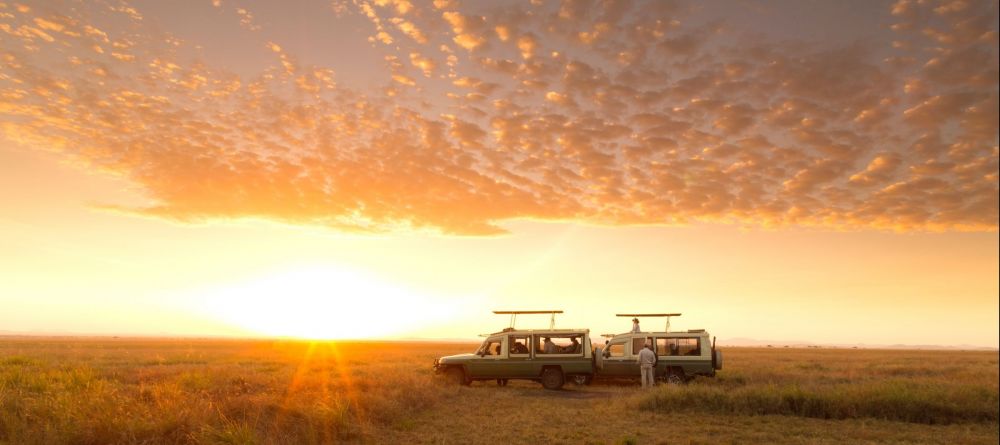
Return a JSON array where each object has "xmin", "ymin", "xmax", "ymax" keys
[{"xmin": 476, "ymin": 338, "xmax": 503, "ymax": 355}]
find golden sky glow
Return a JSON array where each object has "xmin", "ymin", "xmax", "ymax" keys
[{"xmin": 0, "ymin": 0, "xmax": 997, "ymax": 346}]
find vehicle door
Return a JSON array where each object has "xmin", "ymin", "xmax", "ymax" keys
[
  {"xmin": 502, "ymin": 334, "xmax": 534, "ymax": 377},
  {"xmin": 655, "ymin": 337, "xmax": 673, "ymax": 376},
  {"xmin": 466, "ymin": 336, "xmax": 506, "ymax": 378},
  {"xmin": 599, "ymin": 338, "xmax": 633, "ymax": 377},
  {"xmin": 630, "ymin": 336, "xmax": 654, "ymax": 376}
]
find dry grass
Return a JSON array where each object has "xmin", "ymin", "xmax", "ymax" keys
[
  {"xmin": 640, "ymin": 348, "xmax": 999, "ymax": 424},
  {"xmin": 0, "ymin": 338, "xmax": 996, "ymax": 444}
]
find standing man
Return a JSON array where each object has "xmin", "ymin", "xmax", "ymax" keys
[
  {"xmin": 631, "ymin": 318, "xmax": 641, "ymax": 333},
  {"xmin": 637, "ymin": 340, "xmax": 656, "ymax": 388}
]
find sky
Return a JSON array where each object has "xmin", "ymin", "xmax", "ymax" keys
[{"xmin": 0, "ymin": 0, "xmax": 997, "ymax": 347}]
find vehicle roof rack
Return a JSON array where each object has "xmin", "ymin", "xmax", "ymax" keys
[
  {"xmin": 494, "ymin": 310, "xmax": 564, "ymax": 330},
  {"xmin": 617, "ymin": 313, "xmax": 682, "ymax": 332}
]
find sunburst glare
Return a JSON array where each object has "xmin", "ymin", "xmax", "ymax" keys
[{"xmin": 194, "ymin": 264, "xmax": 457, "ymax": 339}]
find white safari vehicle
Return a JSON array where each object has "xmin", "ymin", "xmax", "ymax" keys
[{"xmin": 594, "ymin": 314, "xmax": 722, "ymax": 384}]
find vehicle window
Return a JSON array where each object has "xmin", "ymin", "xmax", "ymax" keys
[
  {"xmin": 608, "ymin": 341, "xmax": 625, "ymax": 357},
  {"xmin": 536, "ymin": 334, "xmax": 584, "ymax": 355},
  {"xmin": 478, "ymin": 338, "xmax": 503, "ymax": 356},
  {"xmin": 509, "ymin": 335, "xmax": 530, "ymax": 356},
  {"xmin": 677, "ymin": 338, "xmax": 700, "ymax": 356},
  {"xmin": 657, "ymin": 338, "xmax": 677, "ymax": 356},
  {"xmin": 632, "ymin": 337, "xmax": 653, "ymax": 355}
]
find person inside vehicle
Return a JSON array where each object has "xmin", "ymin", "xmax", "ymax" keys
[
  {"xmin": 543, "ymin": 337, "xmax": 556, "ymax": 354},
  {"xmin": 631, "ymin": 318, "xmax": 641, "ymax": 333},
  {"xmin": 511, "ymin": 340, "xmax": 528, "ymax": 354},
  {"xmin": 565, "ymin": 337, "xmax": 580, "ymax": 353}
]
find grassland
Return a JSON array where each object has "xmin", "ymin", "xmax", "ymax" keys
[{"xmin": 0, "ymin": 338, "xmax": 996, "ymax": 444}]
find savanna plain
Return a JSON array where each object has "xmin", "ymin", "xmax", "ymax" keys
[{"xmin": 0, "ymin": 338, "xmax": 996, "ymax": 445}]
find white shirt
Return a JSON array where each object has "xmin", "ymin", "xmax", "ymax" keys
[{"xmin": 637, "ymin": 347, "xmax": 656, "ymax": 367}]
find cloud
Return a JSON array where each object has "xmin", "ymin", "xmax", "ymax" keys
[
  {"xmin": 0, "ymin": 0, "xmax": 996, "ymax": 235},
  {"xmin": 236, "ymin": 8, "xmax": 261, "ymax": 32},
  {"xmin": 408, "ymin": 52, "xmax": 435, "ymax": 77},
  {"xmin": 442, "ymin": 10, "xmax": 488, "ymax": 51},
  {"xmin": 391, "ymin": 18, "xmax": 427, "ymax": 43}
]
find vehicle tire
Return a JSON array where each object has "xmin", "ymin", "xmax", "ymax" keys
[
  {"xmin": 541, "ymin": 368, "xmax": 564, "ymax": 390},
  {"xmin": 447, "ymin": 367, "xmax": 469, "ymax": 386},
  {"xmin": 497, "ymin": 378, "xmax": 509, "ymax": 386},
  {"xmin": 665, "ymin": 369, "xmax": 685, "ymax": 385}
]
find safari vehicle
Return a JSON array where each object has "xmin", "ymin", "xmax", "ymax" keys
[
  {"xmin": 594, "ymin": 314, "xmax": 723, "ymax": 384},
  {"xmin": 433, "ymin": 311, "xmax": 594, "ymax": 390}
]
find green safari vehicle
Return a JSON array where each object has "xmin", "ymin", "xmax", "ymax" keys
[{"xmin": 433, "ymin": 311, "xmax": 594, "ymax": 390}]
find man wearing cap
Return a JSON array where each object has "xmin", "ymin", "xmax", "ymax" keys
[{"xmin": 637, "ymin": 340, "xmax": 656, "ymax": 388}]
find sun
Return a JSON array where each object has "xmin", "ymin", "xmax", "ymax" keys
[{"xmin": 195, "ymin": 264, "xmax": 451, "ymax": 339}]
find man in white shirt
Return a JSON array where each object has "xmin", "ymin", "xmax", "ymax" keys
[
  {"xmin": 631, "ymin": 318, "xmax": 641, "ymax": 333},
  {"xmin": 637, "ymin": 340, "xmax": 656, "ymax": 388}
]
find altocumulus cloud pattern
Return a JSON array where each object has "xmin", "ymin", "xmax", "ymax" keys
[{"xmin": 0, "ymin": 0, "xmax": 996, "ymax": 234}]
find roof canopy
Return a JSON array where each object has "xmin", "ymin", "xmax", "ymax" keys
[
  {"xmin": 616, "ymin": 313, "xmax": 681, "ymax": 317},
  {"xmin": 494, "ymin": 310, "xmax": 563, "ymax": 314},
  {"xmin": 494, "ymin": 310, "xmax": 563, "ymax": 329}
]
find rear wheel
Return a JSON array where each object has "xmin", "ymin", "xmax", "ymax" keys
[
  {"xmin": 571, "ymin": 374, "xmax": 593, "ymax": 386},
  {"xmin": 446, "ymin": 367, "xmax": 469, "ymax": 386},
  {"xmin": 541, "ymin": 368, "xmax": 565, "ymax": 390},
  {"xmin": 665, "ymin": 369, "xmax": 685, "ymax": 385}
]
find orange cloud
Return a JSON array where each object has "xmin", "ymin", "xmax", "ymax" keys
[{"xmin": 0, "ymin": 0, "xmax": 996, "ymax": 235}]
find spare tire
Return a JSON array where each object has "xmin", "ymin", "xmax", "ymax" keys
[
  {"xmin": 595, "ymin": 347, "xmax": 604, "ymax": 370},
  {"xmin": 713, "ymin": 350, "xmax": 723, "ymax": 370}
]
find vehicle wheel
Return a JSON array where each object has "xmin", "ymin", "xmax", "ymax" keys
[
  {"xmin": 541, "ymin": 368, "xmax": 564, "ymax": 390},
  {"xmin": 571, "ymin": 374, "xmax": 593, "ymax": 386},
  {"xmin": 497, "ymin": 378, "xmax": 509, "ymax": 386},
  {"xmin": 446, "ymin": 367, "xmax": 469, "ymax": 386},
  {"xmin": 665, "ymin": 369, "xmax": 685, "ymax": 385}
]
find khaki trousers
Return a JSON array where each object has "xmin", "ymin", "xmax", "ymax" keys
[{"xmin": 640, "ymin": 365, "xmax": 655, "ymax": 388}]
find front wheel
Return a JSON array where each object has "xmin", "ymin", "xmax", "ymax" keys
[
  {"xmin": 446, "ymin": 367, "xmax": 469, "ymax": 386},
  {"xmin": 541, "ymin": 368, "xmax": 564, "ymax": 390}
]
